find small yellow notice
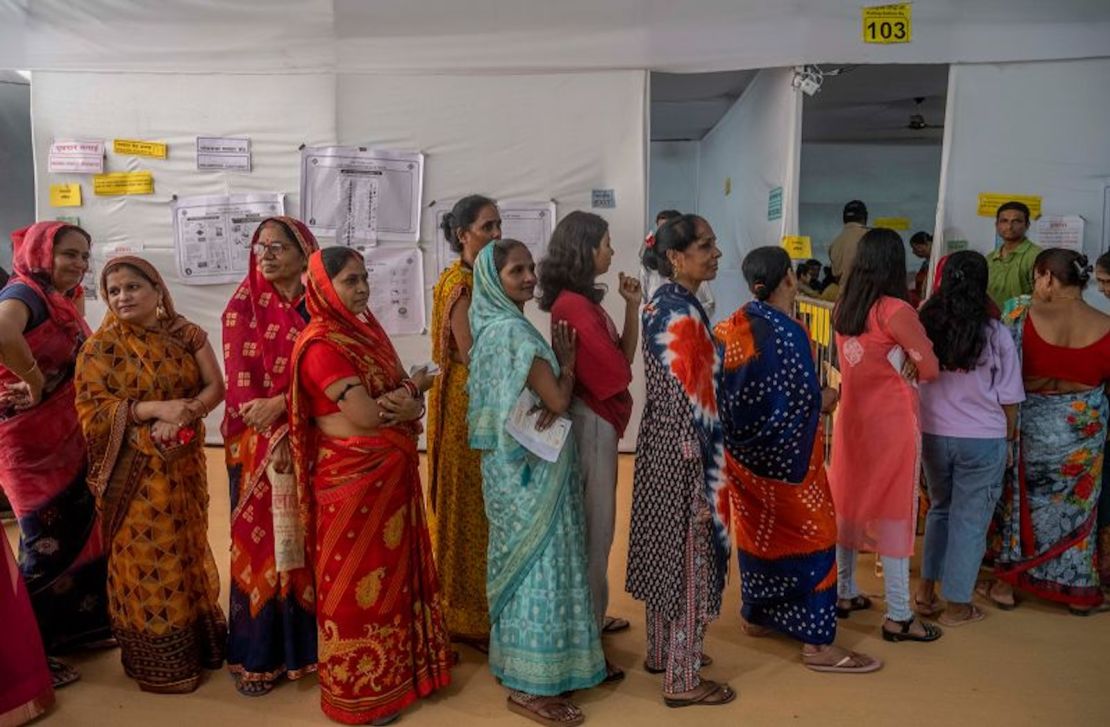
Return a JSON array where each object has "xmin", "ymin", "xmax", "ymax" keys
[
  {"xmin": 93, "ymin": 171, "xmax": 154, "ymax": 196},
  {"xmin": 113, "ymin": 139, "xmax": 167, "ymax": 159},
  {"xmin": 976, "ymin": 193, "xmax": 1042, "ymax": 219},
  {"xmin": 49, "ymin": 182, "xmax": 82, "ymax": 207},
  {"xmin": 781, "ymin": 235, "xmax": 813, "ymax": 260},
  {"xmin": 862, "ymin": 4, "xmax": 912, "ymax": 44},
  {"xmin": 873, "ymin": 216, "xmax": 910, "ymax": 230}
]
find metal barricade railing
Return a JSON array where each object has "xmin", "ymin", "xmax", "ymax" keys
[{"xmin": 795, "ymin": 296, "xmax": 837, "ymax": 464}]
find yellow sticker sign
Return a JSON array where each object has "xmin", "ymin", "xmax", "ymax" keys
[
  {"xmin": 872, "ymin": 216, "xmax": 910, "ymax": 230},
  {"xmin": 49, "ymin": 182, "xmax": 82, "ymax": 207},
  {"xmin": 976, "ymin": 193, "xmax": 1042, "ymax": 219},
  {"xmin": 781, "ymin": 235, "xmax": 813, "ymax": 260},
  {"xmin": 113, "ymin": 139, "xmax": 167, "ymax": 159},
  {"xmin": 93, "ymin": 171, "xmax": 154, "ymax": 196},
  {"xmin": 862, "ymin": 4, "xmax": 912, "ymax": 44}
]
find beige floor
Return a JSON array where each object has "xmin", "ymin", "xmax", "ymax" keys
[{"xmin": 6, "ymin": 448, "xmax": 1110, "ymax": 726}]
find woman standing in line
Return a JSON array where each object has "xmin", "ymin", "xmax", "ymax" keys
[
  {"xmin": 914, "ymin": 251, "xmax": 1024, "ymax": 626},
  {"xmin": 538, "ymin": 210, "xmax": 639, "ymax": 644},
  {"xmin": 75, "ymin": 256, "xmax": 227, "ymax": 692},
  {"xmin": 716, "ymin": 246, "xmax": 881, "ymax": 673},
  {"xmin": 0, "ymin": 222, "xmax": 111, "ymax": 686},
  {"xmin": 426, "ymin": 195, "xmax": 501, "ymax": 651},
  {"xmin": 829, "ymin": 229, "xmax": 942, "ymax": 643},
  {"xmin": 626, "ymin": 215, "xmax": 734, "ymax": 707},
  {"xmin": 984, "ymin": 249, "xmax": 1110, "ymax": 615},
  {"xmin": 221, "ymin": 217, "xmax": 319, "ymax": 695},
  {"xmin": 289, "ymin": 247, "xmax": 452, "ymax": 724},
  {"xmin": 468, "ymin": 239, "xmax": 606, "ymax": 726}
]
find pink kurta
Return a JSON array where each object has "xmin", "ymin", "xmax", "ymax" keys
[{"xmin": 829, "ymin": 296, "xmax": 938, "ymax": 557}]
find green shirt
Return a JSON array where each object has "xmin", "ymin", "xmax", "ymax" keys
[{"xmin": 986, "ymin": 238, "xmax": 1040, "ymax": 308}]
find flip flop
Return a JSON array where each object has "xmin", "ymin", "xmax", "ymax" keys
[
  {"xmin": 913, "ymin": 596, "xmax": 944, "ymax": 618},
  {"xmin": 803, "ymin": 649, "xmax": 883, "ymax": 674},
  {"xmin": 234, "ymin": 675, "xmax": 275, "ymax": 697},
  {"xmin": 47, "ymin": 658, "xmax": 80, "ymax": 689},
  {"xmin": 836, "ymin": 595, "xmax": 873, "ymax": 619},
  {"xmin": 644, "ymin": 653, "xmax": 712, "ymax": 674},
  {"xmin": 506, "ymin": 694, "xmax": 584, "ymax": 727},
  {"xmin": 603, "ymin": 660, "xmax": 626, "ymax": 684},
  {"xmin": 938, "ymin": 605, "xmax": 986, "ymax": 627},
  {"xmin": 975, "ymin": 580, "xmax": 1016, "ymax": 610},
  {"xmin": 602, "ymin": 616, "xmax": 631, "ymax": 634},
  {"xmin": 663, "ymin": 679, "xmax": 737, "ymax": 708}
]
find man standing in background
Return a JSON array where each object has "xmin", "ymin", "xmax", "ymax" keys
[
  {"xmin": 986, "ymin": 201, "xmax": 1041, "ymax": 308},
  {"xmin": 827, "ymin": 200, "xmax": 869, "ymax": 295}
]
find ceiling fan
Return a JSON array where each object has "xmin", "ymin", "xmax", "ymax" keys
[{"xmin": 905, "ymin": 97, "xmax": 943, "ymax": 130}]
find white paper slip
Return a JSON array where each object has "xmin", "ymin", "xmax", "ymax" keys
[
  {"xmin": 197, "ymin": 136, "xmax": 251, "ymax": 171},
  {"xmin": 504, "ymin": 389, "xmax": 571, "ymax": 463},
  {"xmin": 886, "ymin": 345, "xmax": 905, "ymax": 374},
  {"xmin": 410, "ymin": 361, "xmax": 441, "ymax": 378},
  {"xmin": 49, "ymin": 139, "xmax": 105, "ymax": 174}
]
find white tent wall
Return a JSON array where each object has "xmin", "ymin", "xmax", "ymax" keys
[
  {"xmin": 0, "ymin": 72, "xmax": 34, "ymax": 271},
  {"xmin": 695, "ymin": 68, "xmax": 801, "ymax": 322},
  {"xmin": 336, "ymin": 71, "xmax": 648, "ymax": 449},
  {"xmin": 937, "ymin": 58, "xmax": 1110, "ymax": 312},
  {"xmin": 799, "ymin": 142, "xmax": 942, "ymax": 265},
  {"xmin": 30, "ymin": 71, "xmax": 338, "ymax": 439},
  {"xmin": 647, "ymin": 141, "xmax": 699, "ymax": 230}
]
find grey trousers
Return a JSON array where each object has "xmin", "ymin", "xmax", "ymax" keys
[{"xmin": 570, "ymin": 398, "xmax": 619, "ymax": 632}]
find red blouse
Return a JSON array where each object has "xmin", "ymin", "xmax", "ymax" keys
[
  {"xmin": 1023, "ymin": 315, "xmax": 1110, "ymax": 387},
  {"xmin": 299, "ymin": 341, "xmax": 359, "ymax": 417}
]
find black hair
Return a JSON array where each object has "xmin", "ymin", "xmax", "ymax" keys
[
  {"xmin": 56, "ymin": 224, "xmax": 92, "ymax": 247},
  {"xmin": 491, "ymin": 238, "xmax": 529, "ymax": 273},
  {"xmin": 743, "ymin": 246, "xmax": 792, "ymax": 302},
  {"xmin": 102, "ymin": 261, "xmax": 158, "ymax": 289},
  {"xmin": 996, "ymin": 201, "xmax": 1030, "ymax": 225},
  {"xmin": 641, "ymin": 214, "xmax": 706, "ymax": 279},
  {"xmin": 320, "ymin": 246, "xmax": 362, "ymax": 279},
  {"xmin": 537, "ymin": 211, "xmax": 608, "ymax": 311},
  {"xmin": 796, "ymin": 259, "xmax": 821, "ymax": 278},
  {"xmin": 655, "ymin": 209, "xmax": 682, "ymax": 226},
  {"xmin": 833, "ymin": 228, "xmax": 909, "ymax": 336},
  {"xmin": 909, "ymin": 231, "xmax": 933, "ymax": 247},
  {"xmin": 918, "ymin": 251, "xmax": 989, "ymax": 371},
  {"xmin": 441, "ymin": 195, "xmax": 497, "ymax": 254},
  {"xmin": 843, "ymin": 200, "xmax": 868, "ymax": 225},
  {"xmin": 1034, "ymin": 247, "xmax": 1092, "ymax": 289},
  {"xmin": 1095, "ymin": 251, "xmax": 1110, "ymax": 274}
]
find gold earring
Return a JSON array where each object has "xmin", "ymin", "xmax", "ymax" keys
[{"xmin": 156, "ymin": 300, "xmax": 166, "ymax": 320}]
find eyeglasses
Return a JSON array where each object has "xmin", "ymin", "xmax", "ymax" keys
[{"xmin": 253, "ymin": 242, "xmax": 296, "ymax": 257}]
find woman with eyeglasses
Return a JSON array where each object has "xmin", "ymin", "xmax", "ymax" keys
[{"xmin": 221, "ymin": 217, "xmax": 320, "ymax": 696}]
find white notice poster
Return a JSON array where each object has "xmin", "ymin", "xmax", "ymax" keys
[
  {"xmin": 300, "ymin": 146, "xmax": 423, "ymax": 242},
  {"xmin": 363, "ymin": 246, "xmax": 425, "ymax": 335},
  {"xmin": 196, "ymin": 136, "xmax": 252, "ymax": 171},
  {"xmin": 83, "ymin": 241, "xmax": 144, "ymax": 301},
  {"xmin": 49, "ymin": 139, "xmax": 105, "ymax": 174},
  {"xmin": 172, "ymin": 193, "xmax": 285, "ymax": 285},
  {"xmin": 337, "ymin": 169, "xmax": 382, "ymax": 249},
  {"xmin": 1037, "ymin": 215, "xmax": 1085, "ymax": 253},
  {"xmin": 432, "ymin": 199, "xmax": 556, "ymax": 273}
]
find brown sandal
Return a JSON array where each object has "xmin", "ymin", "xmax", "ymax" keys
[
  {"xmin": 663, "ymin": 679, "xmax": 737, "ymax": 708},
  {"xmin": 802, "ymin": 647, "xmax": 883, "ymax": 674},
  {"xmin": 506, "ymin": 692, "xmax": 584, "ymax": 727}
]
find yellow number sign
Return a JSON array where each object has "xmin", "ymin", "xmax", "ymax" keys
[
  {"xmin": 976, "ymin": 193, "xmax": 1042, "ymax": 219},
  {"xmin": 781, "ymin": 235, "xmax": 813, "ymax": 260},
  {"xmin": 862, "ymin": 4, "xmax": 911, "ymax": 44}
]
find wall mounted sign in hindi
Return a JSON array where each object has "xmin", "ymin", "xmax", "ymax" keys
[
  {"xmin": 767, "ymin": 186, "xmax": 783, "ymax": 221},
  {"xmin": 946, "ymin": 239, "xmax": 969, "ymax": 252},
  {"xmin": 48, "ymin": 139, "xmax": 105, "ymax": 174},
  {"xmin": 862, "ymin": 3, "xmax": 911, "ymax": 44},
  {"xmin": 1036, "ymin": 215, "xmax": 1084, "ymax": 253},
  {"xmin": 977, "ymin": 192, "xmax": 1042, "ymax": 219},
  {"xmin": 196, "ymin": 136, "xmax": 251, "ymax": 171},
  {"xmin": 781, "ymin": 235, "xmax": 813, "ymax": 259},
  {"xmin": 92, "ymin": 171, "xmax": 154, "ymax": 196},
  {"xmin": 171, "ymin": 193, "xmax": 286, "ymax": 285},
  {"xmin": 49, "ymin": 183, "xmax": 82, "ymax": 207},
  {"xmin": 872, "ymin": 216, "xmax": 910, "ymax": 230},
  {"xmin": 591, "ymin": 189, "xmax": 616, "ymax": 208},
  {"xmin": 113, "ymin": 139, "xmax": 168, "ymax": 159}
]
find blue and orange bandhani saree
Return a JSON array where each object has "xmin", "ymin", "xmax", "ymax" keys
[{"xmin": 714, "ymin": 300, "xmax": 838, "ymax": 645}]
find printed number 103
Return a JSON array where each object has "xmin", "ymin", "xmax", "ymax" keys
[{"xmin": 866, "ymin": 20, "xmax": 907, "ymax": 41}]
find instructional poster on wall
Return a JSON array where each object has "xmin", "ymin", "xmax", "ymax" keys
[
  {"xmin": 300, "ymin": 146, "xmax": 423, "ymax": 241},
  {"xmin": 364, "ymin": 246, "xmax": 425, "ymax": 335},
  {"xmin": 84, "ymin": 241, "xmax": 144, "ymax": 301},
  {"xmin": 1036, "ymin": 215, "xmax": 1084, "ymax": 253},
  {"xmin": 336, "ymin": 169, "xmax": 382, "ymax": 249},
  {"xmin": 172, "ymin": 193, "xmax": 286, "ymax": 285},
  {"xmin": 433, "ymin": 199, "xmax": 556, "ymax": 273}
]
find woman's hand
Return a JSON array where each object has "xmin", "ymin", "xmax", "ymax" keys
[
  {"xmin": 3, "ymin": 379, "xmax": 43, "ymax": 411},
  {"xmin": 377, "ymin": 389, "xmax": 423, "ymax": 424},
  {"xmin": 150, "ymin": 420, "xmax": 180, "ymax": 444},
  {"xmin": 410, "ymin": 367, "xmax": 437, "ymax": 394},
  {"xmin": 552, "ymin": 321, "xmax": 577, "ymax": 372},
  {"xmin": 618, "ymin": 272, "xmax": 643, "ymax": 306},
  {"xmin": 241, "ymin": 395, "xmax": 285, "ymax": 431},
  {"xmin": 159, "ymin": 399, "xmax": 198, "ymax": 428},
  {"xmin": 271, "ymin": 438, "xmax": 293, "ymax": 474},
  {"xmin": 820, "ymin": 387, "xmax": 840, "ymax": 414}
]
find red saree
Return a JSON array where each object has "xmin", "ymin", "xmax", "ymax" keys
[
  {"xmin": 221, "ymin": 217, "xmax": 318, "ymax": 684},
  {"xmin": 0, "ymin": 536, "xmax": 54, "ymax": 727},
  {"xmin": 290, "ymin": 251, "xmax": 451, "ymax": 724},
  {"xmin": 0, "ymin": 222, "xmax": 110, "ymax": 653}
]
